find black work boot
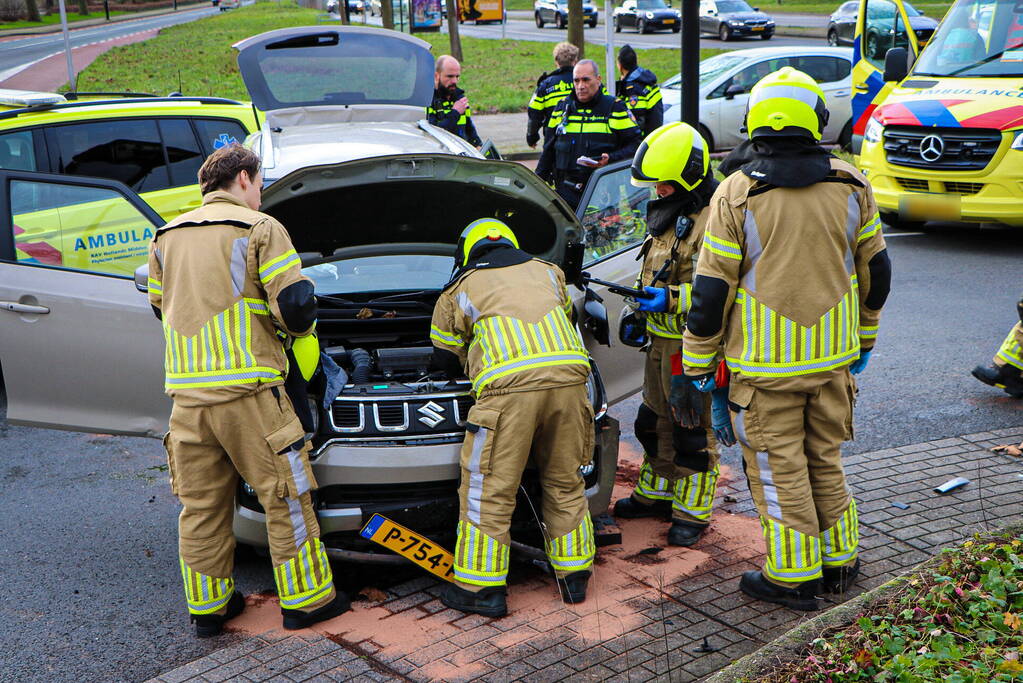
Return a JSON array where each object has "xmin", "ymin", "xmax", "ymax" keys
[
  {"xmin": 739, "ymin": 571, "xmax": 819, "ymax": 611},
  {"xmin": 613, "ymin": 496, "xmax": 672, "ymax": 519},
  {"xmin": 972, "ymin": 364, "xmax": 1023, "ymax": 398},
  {"xmin": 440, "ymin": 583, "xmax": 508, "ymax": 618},
  {"xmin": 667, "ymin": 521, "xmax": 707, "ymax": 547},
  {"xmin": 559, "ymin": 571, "xmax": 591, "ymax": 604},
  {"xmin": 192, "ymin": 591, "xmax": 246, "ymax": 638},
  {"xmin": 282, "ymin": 591, "xmax": 351, "ymax": 630},
  {"xmin": 822, "ymin": 559, "xmax": 860, "ymax": 594}
]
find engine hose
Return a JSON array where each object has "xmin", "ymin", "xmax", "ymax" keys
[{"xmin": 349, "ymin": 348, "xmax": 372, "ymax": 384}]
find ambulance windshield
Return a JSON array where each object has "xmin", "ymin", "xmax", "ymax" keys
[{"xmin": 913, "ymin": 0, "xmax": 1023, "ymax": 76}]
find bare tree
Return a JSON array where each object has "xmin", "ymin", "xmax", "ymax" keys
[
  {"xmin": 567, "ymin": 0, "xmax": 584, "ymax": 59},
  {"xmin": 76, "ymin": 0, "xmax": 88, "ymax": 15},
  {"xmin": 380, "ymin": 0, "xmax": 394, "ymax": 28},
  {"xmin": 445, "ymin": 0, "xmax": 462, "ymax": 61},
  {"xmin": 25, "ymin": 0, "xmax": 42, "ymax": 21}
]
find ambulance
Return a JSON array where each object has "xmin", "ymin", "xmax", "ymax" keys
[{"xmin": 851, "ymin": 0, "xmax": 1023, "ymax": 227}]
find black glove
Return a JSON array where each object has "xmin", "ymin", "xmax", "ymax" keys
[{"xmin": 669, "ymin": 375, "xmax": 703, "ymax": 429}]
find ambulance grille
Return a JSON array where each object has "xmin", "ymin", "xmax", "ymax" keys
[
  {"xmin": 895, "ymin": 177, "xmax": 930, "ymax": 192},
  {"xmin": 943, "ymin": 182, "xmax": 984, "ymax": 195},
  {"xmin": 883, "ymin": 126, "xmax": 1002, "ymax": 171}
]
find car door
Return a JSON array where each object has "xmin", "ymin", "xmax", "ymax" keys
[
  {"xmin": 851, "ymin": 0, "xmax": 920, "ymax": 153},
  {"xmin": 839, "ymin": 1, "xmax": 858, "ymax": 42},
  {"xmin": 573, "ymin": 161, "xmax": 650, "ymax": 405},
  {"xmin": 699, "ymin": 0, "xmax": 716, "ymax": 32},
  {"xmin": 0, "ymin": 170, "xmax": 170, "ymax": 436},
  {"xmin": 622, "ymin": 0, "xmax": 636, "ymax": 27},
  {"xmin": 792, "ymin": 54, "xmax": 853, "ymax": 143}
]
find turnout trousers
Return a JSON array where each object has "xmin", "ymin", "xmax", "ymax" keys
[
  {"xmin": 631, "ymin": 335, "xmax": 720, "ymax": 526},
  {"xmin": 453, "ymin": 383, "xmax": 595, "ymax": 590},
  {"xmin": 729, "ymin": 370, "xmax": 859, "ymax": 588},
  {"xmin": 164, "ymin": 386, "xmax": 336, "ymax": 616},
  {"xmin": 994, "ymin": 322, "xmax": 1023, "ymax": 371}
]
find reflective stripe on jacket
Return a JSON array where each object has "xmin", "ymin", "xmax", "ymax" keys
[
  {"xmin": 527, "ymin": 66, "xmax": 575, "ymax": 144},
  {"xmin": 617, "ymin": 67, "xmax": 664, "ymax": 136},
  {"xmin": 638, "ymin": 208, "xmax": 709, "ymax": 339},
  {"xmin": 427, "ymin": 86, "xmax": 482, "ymax": 147}
]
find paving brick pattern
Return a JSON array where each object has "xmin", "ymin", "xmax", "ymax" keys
[{"xmin": 150, "ymin": 427, "xmax": 1023, "ymax": 683}]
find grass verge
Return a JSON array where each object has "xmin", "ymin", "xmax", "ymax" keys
[
  {"xmin": 0, "ymin": 2, "xmax": 208, "ymax": 30},
  {"xmin": 74, "ymin": 1, "xmax": 724, "ymax": 113}
]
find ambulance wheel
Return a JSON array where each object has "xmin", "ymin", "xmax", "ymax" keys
[{"xmin": 880, "ymin": 211, "xmax": 924, "ymax": 232}]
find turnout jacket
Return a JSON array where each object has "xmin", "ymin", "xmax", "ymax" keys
[
  {"xmin": 526, "ymin": 66, "xmax": 575, "ymax": 146},
  {"xmin": 148, "ymin": 191, "xmax": 316, "ymax": 407},
  {"xmin": 616, "ymin": 66, "xmax": 663, "ymax": 137},
  {"xmin": 427, "ymin": 85, "xmax": 482, "ymax": 147},
  {"xmin": 430, "ymin": 256, "xmax": 590, "ymax": 398},
  {"xmin": 681, "ymin": 158, "xmax": 889, "ymax": 391}
]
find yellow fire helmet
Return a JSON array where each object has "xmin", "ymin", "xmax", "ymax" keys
[
  {"xmin": 630, "ymin": 121, "xmax": 708, "ymax": 192},
  {"xmin": 745, "ymin": 66, "xmax": 829, "ymax": 141},
  {"xmin": 456, "ymin": 218, "xmax": 520, "ymax": 266}
]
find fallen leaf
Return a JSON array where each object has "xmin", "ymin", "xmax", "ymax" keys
[
  {"xmin": 383, "ymin": 310, "xmax": 398, "ymax": 318},
  {"xmin": 992, "ymin": 443, "xmax": 1023, "ymax": 456},
  {"xmin": 999, "ymin": 659, "xmax": 1023, "ymax": 675},
  {"xmin": 1004, "ymin": 612, "xmax": 1022, "ymax": 631},
  {"xmin": 356, "ymin": 307, "xmax": 373, "ymax": 319},
  {"xmin": 359, "ymin": 587, "xmax": 389, "ymax": 602},
  {"xmin": 852, "ymin": 649, "xmax": 873, "ymax": 667}
]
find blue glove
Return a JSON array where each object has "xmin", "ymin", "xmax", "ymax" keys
[
  {"xmin": 710, "ymin": 387, "xmax": 736, "ymax": 447},
  {"xmin": 849, "ymin": 349, "xmax": 872, "ymax": 375},
  {"xmin": 636, "ymin": 286, "xmax": 668, "ymax": 312},
  {"xmin": 689, "ymin": 373, "xmax": 716, "ymax": 393}
]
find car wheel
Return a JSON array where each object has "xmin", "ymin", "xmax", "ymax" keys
[
  {"xmin": 698, "ymin": 124, "xmax": 714, "ymax": 153},
  {"xmin": 638, "ymin": 18, "xmax": 647, "ymax": 33},
  {"xmin": 672, "ymin": 25, "xmax": 680, "ymax": 32},
  {"xmin": 760, "ymin": 31, "xmax": 772, "ymax": 39},
  {"xmin": 719, "ymin": 23, "xmax": 731, "ymax": 40},
  {"xmin": 588, "ymin": 18, "xmax": 597, "ymax": 28},
  {"xmin": 556, "ymin": 12, "xmax": 565, "ymax": 28},
  {"xmin": 880, "ymin": 211, "xmax": 925, "ymax": 231},
  {"xmin": 827, "ymin": 28, "xmax": 839, "ymax": 46},
  {"xmin": 614, "ymin": 15, "xmax": 621, "ymax": 31},
  {"xmin": 867, "ymin": 33, "xmax": 879, "ymax": 58},
  {"xmin": 838, "ymin": 119, "xmax": 853, "ymax": 151},
  {"xmin": 535, "ymin": 11, "xmax": 544, "ymax": 27}
]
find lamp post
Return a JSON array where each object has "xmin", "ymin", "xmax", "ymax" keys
[{"xmin": 680, "ymin": 0, "xmax": 699, "ymax": 127}]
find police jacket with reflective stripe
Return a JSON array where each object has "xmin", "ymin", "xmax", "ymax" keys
[
  {"xmin": 427, "ymin": 86, "xmax": 482, "ymax": 147},
  {"xmin": 682, "ymin": 158, "xmax": 888, "ymax": 391},
  {"xmin": 535, "ymin": 92, "xmax": 643, "ymax": 188},
  {"xmin": 616, "ymin": 67, "xmax": 664, "ymax": 137},
  {"xmin": 148, "ymin": 191, "xmax": 315, "ymax": 407},
  {"xmin": 430, "ymin": 257, "xmax": 590, "ymax": 398},
  {"xmin": 526, "ymin": 66, "xmax": 575, "ymax": 146}
]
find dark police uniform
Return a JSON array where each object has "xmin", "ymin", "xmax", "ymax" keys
[
  {"xmin": 616, "ymin": 66, "xmax": 664, "ymax": 137},
  {"xmin": 427, "ymin": 86, "xmax": 482, "ymax": 147},
  {"xmin": 526, "ymin": 66, "xmax": 574, "ymax": 147}
]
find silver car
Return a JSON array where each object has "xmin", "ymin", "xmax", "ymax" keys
[{"xmin": 0, "ymin": 27, "xmax": 654, "ymax": 563}]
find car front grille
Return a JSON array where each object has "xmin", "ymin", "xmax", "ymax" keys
[
  {"xmin": 944, "ymin": 181, "xmax": 984, "ymax": 195},
  {"xmin": 896, "ymin": 177, "xmax": 930, "ymax": 192},
  {"xmin": 883, "ymin": 126, "xmax": 1002, "ymax": 171},
  {"xmin": 327, "ymin": 386, "xmax": 473, "ymax": 439}
]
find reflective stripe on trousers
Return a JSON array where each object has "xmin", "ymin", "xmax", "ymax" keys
[
  {"xmin": 822, "ymin": 499, "xmax": 859, "ymax": 567},
  {"xmin": 180, "ymin": 559, "xmax": 235, "ymax": 615},
  {"xmin": 454, "ymin": 520, "xmax": 510, "ymax": 587},
  {"xmin": 673, "ymin": 465, "xmax": 719, "ymax": 522},
  {"xmin": 996, "ymin": 324, "xmax": 1023, "ymax": 371},
  {"xmin": 759, "ymin": 516, "xmax": 824, "ymax": 584},
  {"xmin": 274, "ymin": 538, "xmax": 335, "ymax": 610},
  {"xmin": 546, "ymin": 516, "xmax": 595, "ymax": 573},
  {"xmin": 635, "ymin": 461, "xmax": 674, "ymax": 501}
]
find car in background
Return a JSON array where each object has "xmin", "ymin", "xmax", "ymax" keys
[
  {"xmin": 613, "ymin": 0, "xmax": 681, "ymax": 33},
  {"xmin": 219, "ymin": 0, "xmax": 241, "ymax": 10},
  {"xmin": 699, "ymin": 0, "xmax": 774, "ymax": 40},
  {"xmin": 827, "ymin": 0, "xmax": 936, "ymax": 47},
  {"xmin": 534, "ymin": 0, "xmax": 598, "ymax": 28},
  {"xmin": 660, "ymin": 46, "xmax": 854, "ymax": 151}
]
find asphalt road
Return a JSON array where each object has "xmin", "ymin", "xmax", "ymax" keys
[{"xmin": 1, "ymin": 220, "xmax": 1021, "ymax": 682}]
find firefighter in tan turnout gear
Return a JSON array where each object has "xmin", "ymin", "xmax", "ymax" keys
[
  {"xmin": 612, "ymin": 122, "xmax": 731, "ymax": 548},
  {"xmin": 681, "ymin": 68, "xmax": 892, "ymax": 610},
  {"xmin": 971, "ymin": 296, "xmax": 1023, "ymax": 398},
  {"xmin": 430, "ymin": 218, "xmax": 596, "ymax": 617},
  {"xmin": 149, "ymin": 145, "xmax": 348, "ymax": 636}
]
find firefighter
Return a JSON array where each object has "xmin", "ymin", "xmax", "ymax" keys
[
  {"xmin": 971, "ymin": 297, "xmax": 1023, "ymax": 398},
  {"xmin": 428, "ymin": 55, "xmax": 482, "ymax": 147},
  {"xmin": 680, "ymin": 67, "xmax": 892, "ymax": 610},
  {"xmin": 535, "ymin": 59, "xmax": 643, "ymax": 210},
  {"xmin": 149, "ymin": 145, "xmax": 348, "ymax": 636},
  {"xmin": 430, "ymin": 218, "xmax": 595, "ymax": 617},
  {"xmin": 611, "ymin": 122, "xmax": 732, "ymax": 548},
  {"xmin": 526, "ymin": 42, "xmax": 578, "ymax": 149},
  {"xmin": 616, "ymin": 45, "xmax": 664, "ymax": 137}
]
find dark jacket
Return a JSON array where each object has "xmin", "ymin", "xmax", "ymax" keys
[
  {"xmin": 616, "ymin": 66, "xmax": 664, "ymax": 136},
  {"xmin": 427, "ymin": 86, "xmax": 482, "ymax": 147},
  {"xmin": 526, "ymin": 66, "xmax": 575, "ymax": 147}
]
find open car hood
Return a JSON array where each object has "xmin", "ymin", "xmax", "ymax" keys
[
  {"xmin": 233, "ymin": 26, "xmax": 435, "ymax": 127},
  {"xmin": 258, "ymin": 154, "xmax": 582, "ymax": 266}
]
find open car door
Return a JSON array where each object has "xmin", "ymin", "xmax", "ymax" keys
[
  {"xmin": 850, "ymin": 0, "xmax": 922, "ymax": 153},
  {"xmin": 0, "ymin": 171, "xmax": 169, "ymax": 437}
]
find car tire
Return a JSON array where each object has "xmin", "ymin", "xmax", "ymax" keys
[
  {"xmin": 556, "ymin": 12, "xmax": 565, "ymax": 28},
  {"xmin": 827, "ymin": 28, "xmax": 839, "ymax": 46},
  {"xmin": 838, "ymin": 119, "xmax": 853, "ymax": 151},
  {"xmin": 672, "ymin": 25, "xmax": 680, "ymax": 32},
  {"xmin": 535, "ymin": 11, "xmax": 544, "ymax": 27},
  {"xmin": 719, "ymin": 23, "xmax": 731, "ymax": 40},
  {"xmin": 588, "ymin": 18, "xmax": 597, "ymax": 28},
  {"xmin": 638, "ymin": 18, "xmax": 647, "ymax": 33},
  {"xmin": 614, "ymin": 16, "xmax": 621, "ymax": 31},
  {"xmin": 867, "ymin": 32, "xmax": 879, "ymax": 58},
  {"xmin": 880, "ymin": 211, "xmax": 925, "ymax": 231},
  {"xmin": 760, "ymin": 31, "xmax": 772, "ymax": 39},
  {"xmin": 698, "ymin": 124, "xmax": 714, "ymax": 153}
]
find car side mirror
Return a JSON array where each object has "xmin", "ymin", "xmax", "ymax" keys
[
  {"xmin": 581, "ymin": 288, "xmax": 611, "ymax": 347},
  {"xmin": 883, "ymin": 46, "xmax": 910, "ymax": 82},
  {"xmin": 707, "ymin": 8, "xmax": 715, "ymax": 14},
  {"xmin": 753, "ymin": 6, "xmax": 759, "ymax": 10},
  {"xmin": 134, "ymin": 263, "xmax": 149, "ymax": 293},
  {"xmin": 563, "ymin": 242, "xmax": 585, "ymax": 287},
  {"xmin": 724, "ymin": 83, "xmax": 745, "ymax": 100}
]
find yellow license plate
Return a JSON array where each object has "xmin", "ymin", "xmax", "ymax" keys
[
  {"xmin": 360, "ymin": 513, "xmax": 456, "ymax": 582},
  {"xmin": 752, "ymin": 25, "xmax": 764, "ymax": 30},
  {"xmin": 899, "ymin": 193, "xmax": 961, "ymax": 222},
  {"xmin": 662, "ymin": 18, "xmax": 674, "ymax": 23}
]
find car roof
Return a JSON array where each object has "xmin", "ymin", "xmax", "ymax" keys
[
  {"xmin": 0, "ymin": 89, "xmax": 253, "ymax": 125},
  {"xmin": 710, "ymin": 46, "xmax": 854, "ymax": 61}
]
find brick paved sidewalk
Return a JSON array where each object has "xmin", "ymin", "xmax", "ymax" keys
[{"xmin": 150, "ymin": 426, "xmax": 1023, "ymax": 683}]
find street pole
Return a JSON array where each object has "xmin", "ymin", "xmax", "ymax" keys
[
  {"xmin": 500, "ymin": 0, "xmax": 505, "ymax": 39},
  {"xmin": 680, "ymin": 0, "xmax": 698, "ymax": 126},
  {"xmin": 103, "ymin": 0, "xmax": 109, "ymax": 20},
  {"xmin": 57, "ymin": 0, "xmax": 76, "ymax": 92},
  {"xmin": 604, "ymin": 0, "xmax": 614, "ymax": 96}
]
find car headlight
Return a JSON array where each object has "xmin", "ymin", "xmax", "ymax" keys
[
  {"xmin": 729, "ymin": 19, "xmax": 743, "ymax": 25},
  {"xmin": 645, "ymin": 11, "xmax": 654, "ymax": 18},
  {"xmin": 766, "ymin": 20, "xmax": 774, "ymax": 24},
  {"xmin": 865, "ymin": 117, "xmax": 884, "ymax": 144},
  {"xmin": 1011, "ymin": 130, "xmax": 1023, "ymax": 150}
]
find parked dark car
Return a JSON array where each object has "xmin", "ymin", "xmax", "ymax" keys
[
  {"xmin": 613, "ymin": 0, "xmax": 681, "ymax": 33},
  {"xmin": 699, "ymin": 0, "xmax": 775, "ymax": 40},
  {"xmin": 827, "ymin": 0, "xmax": 936, "ymax": 47},
  {"xmin": 534, "ymin": 0, "xmax": 598, "ymax": 28}
]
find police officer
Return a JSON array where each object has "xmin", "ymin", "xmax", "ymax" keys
[
  {"xmin": 616, "ymin": 45, "xmax": 663, "ymax": 137},
  {"xmin": 972, "ymin": 297, "xmax": 1023, "ymax": 398},
  {"xmin": 681, "ymin": 67, "xmax": 892, "ymax": 610},
  {"xmin": 612, "ymin": 122, "xmax": 731, "ymax": 548},
  {"xmin": 431, "ymin": 219, "xmax": 595, "ymax": 617},
  {"xmin": 428, "ymin": 55, "xmax": 482, "ymax": 147},
  {"xmin": 536, "ymin": 59, "xmax": 643, "ymax": 210},
  {"xmin": 149, "ymin": 145, "xmax": 348, "ymax": 636},
  {"xmin": 526, "ymin": 42, "xmax": 579, "ymax": 149}
]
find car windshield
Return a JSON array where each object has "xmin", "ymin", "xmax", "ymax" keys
[
  {"xmin": 904, "ymin": 2, "xmax": 922, "ymax": 16},
  {"xmin": 716, "ymin": 0, "xmax": 753, "ymax": 12},
  {"xmin": 637, "ymin": 0, "xmax": 669, "ymax": 8},
  {"xmin": 664, "ymin": 53, "xmax": 749, "ymax": 89},
  {"xmin": 913, "ymin": 0, "xmax": 1023, "ymax": 76},
  {"xmin": 302, "ymin": 253, "xmax": 454, "ymax": 295}
]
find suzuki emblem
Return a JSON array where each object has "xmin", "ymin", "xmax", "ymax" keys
[
  {"xmin": 417, "ymin": 401, "xmax": 445, "ymax": 428},
  {"xmin": 919, "ymin": 134, "xmax": 944, "ymax": 163}
]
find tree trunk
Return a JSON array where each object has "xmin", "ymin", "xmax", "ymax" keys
[
  {"xmin": 45, "ymin": 0, "xmax": 55, "ymax": 13},
  {"xmin": 340, "ymin": 0, "xmax": 349, "ymax": 24},
  {"xmin": 381, "ymin": 0, "xmax": 394, "ymax": 29},
  {"xmin": 567, "ymin": 0, "xmax": 584, "ymax": 59},
  {"xmin": 445, "ymin": 0, "xmax": 462, "ymax": 61},
  {"xmin": 25, "ymin": 0, "xmax": 42, "ymax": 21},
  {"xmin": 76, "ymin": 0, "xmax": 88, "ymax": 15}
]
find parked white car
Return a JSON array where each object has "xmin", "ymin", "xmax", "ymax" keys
[{"xmin": 660, "ymin": 46, "xmax": 854, "ymax": 151}]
